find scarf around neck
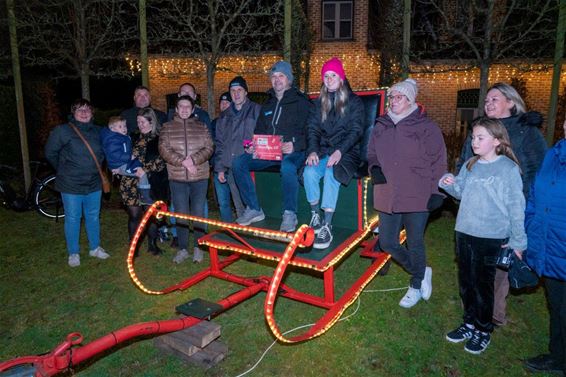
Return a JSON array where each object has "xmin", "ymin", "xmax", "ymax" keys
[{"xmin": 388, "ymin": 103, "xmax": 418, "ymax": 125}]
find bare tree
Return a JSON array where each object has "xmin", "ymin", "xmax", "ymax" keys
[
  {"xmin": 370, "ymin": 0, "xmax": 404, "ymax": 86},
  {"xmin": 149, "ymin": 0, "xmax": 284, "ymax": 115},
  {"xmin": 0, "ymin": 5, "xmax": 12, "ymax": 80},
  {"xmin": 413, "ymin": 0, "xmax": 557, "ymax": 111},
  {"xmin": 16, "ymin": 0, "xmax": 136, "ymax": 100},
  {"xmin": 290, "ymin": 0, "xmax": 314, "ymax": 92}
]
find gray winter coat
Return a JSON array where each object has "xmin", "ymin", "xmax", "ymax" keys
[{"xmin": 214, "ymin": 99, "xmax": 261, "ymax": 173}]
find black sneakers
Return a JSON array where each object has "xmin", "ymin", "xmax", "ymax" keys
[
  {"xmin": 313, "ymin": 224, "xmax": 333, "ymax": 249},
  {"xmin": 309, "ymin": 211, "xmax": 323, "ymax": 234},
  {"xmin": 447, "ymin": 324, "xmax": 491, "ymax": 355},
  {"xmin": 446, "ymin": 323, "xmax": 474, "ymax": 343},
  {"xmin": 464, "ymin": 330, "xmax": 491, "ymax": 354}
]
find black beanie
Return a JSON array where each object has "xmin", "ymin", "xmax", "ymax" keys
[
  {"xmin": 219, "ymin": 91, "xmax": 231, "ymax": 103},
  {"xmin": 229, "ymin": 76, "xmax": 248, "ymax": 92}
]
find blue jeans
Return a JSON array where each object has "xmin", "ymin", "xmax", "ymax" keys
[
  {"xmin": 232, "ymin": 151, "xmax": 306, "ymax": 213},
  {"xmin": 303, "ymin": 156, "xmax": 341, "ymax": 211},
  {"xmin": 61, "ymin": 191, "xmax": 102, "ymax": 255},
  {"xmin": 377, "ymin": 211, "xmax": 429, "ymax": 289},
  {"xmin": 169, "ymin": 180, "xmax": 208, "ymax": 250},
  {"xmin": 116, "ymin": 164, "xmax": 149, "ymax": 187},
  {"xmin": 214, "ymin": 171, "xmax": 244, "ymax": 222},
  {"xmin": 169, "ymin": 195, "xmax": 209, "ymax": 237}
]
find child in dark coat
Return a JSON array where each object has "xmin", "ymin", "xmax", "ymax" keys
[{"xmin": 100, "ymin": 116, "xmax": 152, "ymax": 204}]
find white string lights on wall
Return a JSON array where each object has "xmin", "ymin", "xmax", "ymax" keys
[
  {"xmin": 411, "ymin": 63, "xmax": 566, "ymax": 85},
  {"xmin": 125, "ymin": 52, "xmax": 381, "ymax": 81},
  {"xmin": 127, "ymin": 54, "xmax": 565, "ymax": 86},
  {"xmin": 126, "ymin": 54, "xmax": 282, "ymax": 77}
]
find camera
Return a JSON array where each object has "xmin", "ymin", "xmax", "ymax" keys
[{"xmin": 496, "ymin": 247, "xmax": 513, "ymax": 269}]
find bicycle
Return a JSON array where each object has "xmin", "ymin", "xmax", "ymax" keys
[{"xmin": 0, "ymin": 160, "xmax": 64, "ymax": 220}]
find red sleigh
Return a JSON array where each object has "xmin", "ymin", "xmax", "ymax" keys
[{"xmin": 0, "ymin": 90, "xmax": 398, "ymax": 377}]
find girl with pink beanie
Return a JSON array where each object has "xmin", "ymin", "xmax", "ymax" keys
[{"xmin": 303, "ymin": 57, "xmax": 364, "ymax": 249}]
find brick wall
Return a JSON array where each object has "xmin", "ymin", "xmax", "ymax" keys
[
  {"xmin": 148, "ymin": 0, "xmax": 381, "ymax": 118},
  {"xmin": 306, "ymin": 0, "xmax": 380, "ymax": 91},
  {"xmin": 413, "ymin": 65, "xmax": 566, "ymax": 133},
  {"xmin": 147, "ymin": 0, "xmax": 564, "ymax": 135},
  {"xmin": 148, "ymin": 55, "xmax": 282, "ymax": 117}
]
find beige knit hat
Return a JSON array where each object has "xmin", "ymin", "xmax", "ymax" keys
[{"xmin": 388, "ymin": 78, "xmax": 418, "ymax": 104}]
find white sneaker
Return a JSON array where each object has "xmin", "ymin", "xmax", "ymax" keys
[
  {"xmin": 399, "ymin": 287, "xmax": 422, "ymax": 308},
  {"xmin": 89, "ymin": 246, "xmax": 110, "ymax": 259},
  {"xmin": 173, "ymin": 249, "xmax": 189, "ymax": 264},
  {"xmin": 193, "ymin": 247, "xmax": 204, "ymax": 263},
  {"xmin": 68, "ymin": 254, "xmax": 80, "ymax": 267},
  {"xmin": 421, "ymin": 266, "xmax": 433, "ymax": 300}
]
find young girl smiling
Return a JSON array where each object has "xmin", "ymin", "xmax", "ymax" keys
[{"xmin": 439, "ymin": 117, "xmax": 527, "ymax": 354}]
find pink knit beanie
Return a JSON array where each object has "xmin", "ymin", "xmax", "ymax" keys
[{"xmin": 321, "ymin": 57, "xmax": 346, "ymax": 81}]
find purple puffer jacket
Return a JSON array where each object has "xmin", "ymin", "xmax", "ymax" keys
[{"xmin": 367, "ymin": 106, "xmax": 447, "ymax": 213}]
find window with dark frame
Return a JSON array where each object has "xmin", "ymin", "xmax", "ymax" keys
[{"xmin": 322, "ymin": 1, "xmax": 353, "ymax": 40}]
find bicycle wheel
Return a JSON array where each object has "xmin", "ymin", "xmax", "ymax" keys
[{"xmin": 34, "ymin": 175, "xmax": 65, "ymax": 219}]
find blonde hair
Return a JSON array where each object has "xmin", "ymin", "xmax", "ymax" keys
[
  {"xmin": 107, "ymin": 116, "xmax": 125, "ymax": 129},
  {"xmin": 466, "ymin": 117, "xmax": 521, "ymax": 171},
  {"xmin": 137, "ymin": 108, "xmax": 159, "ymax": 136},
  {"xmin": 488, "ymin": 83, "xmax": 526, "ymax": 115},
  {"xmin": 320, "ymin": 80, "xmax": 349, "ymax": 122}
]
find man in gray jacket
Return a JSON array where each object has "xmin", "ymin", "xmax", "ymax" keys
[{"xmin": 214, "ymin": 76, "xmax": 261, "ymax": 222}]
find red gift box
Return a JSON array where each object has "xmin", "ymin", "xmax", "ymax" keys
[{"xmin": 252, "ymin": 134, "xmax": 283, "ymax": 161}]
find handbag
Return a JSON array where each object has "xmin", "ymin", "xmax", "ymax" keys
[
  {"xmin": 508, "ymin": 253, "xmax": 539, "ymax": 289},
  {"xmin": 69, "ymin": 123, "xmax": 111, "ymax": 193}
]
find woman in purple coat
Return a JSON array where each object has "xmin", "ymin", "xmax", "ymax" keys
[{"xmin": 367, "ymin": 78, "xmax": 447, "ymax": 308}]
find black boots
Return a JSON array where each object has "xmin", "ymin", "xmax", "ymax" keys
[{"xmin": 524, "ymin": 354, "xmax": 564, "ymax": 375}]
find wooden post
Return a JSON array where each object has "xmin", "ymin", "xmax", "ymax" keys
[{"xmin": 6, "ymin": 0, "xmax": 31, "ymax": 192}]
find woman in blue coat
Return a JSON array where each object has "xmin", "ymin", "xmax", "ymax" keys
[{"xmin": 524, "ymin": 120, "xmax": 566, "ymax": 375}]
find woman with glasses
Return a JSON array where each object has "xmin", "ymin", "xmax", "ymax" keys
[
  {"xmin": 45, "ymin": 98, "xmax": 110, "ymax": 267},
  {"xmin": 367, "ymin": 78, "xmax": 447, "ymax": 308}
]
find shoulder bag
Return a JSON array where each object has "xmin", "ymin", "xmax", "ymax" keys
[{"xmin": 69, "ymin": 122, "xmax": 111, "ymax": 193}]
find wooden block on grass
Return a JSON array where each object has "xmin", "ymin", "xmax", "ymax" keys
[
  {"xmin": 154, "ymin": 338, "xmax": 228, "ymax": 369},
  {"xmin": 188, "ymin": 340, "xmax": 228, "ymax": 369},
  {"xmin": 155, "ymin": 331, "xmax": 200, "ymax": 357},
  {"xmin": 153, "ymin": 320, "xmax": 221, "ymax": 357},
  {"xmin": 156, "ymin": 320, "xmax": 221, "ymax": 352},
  {"xmin": 179, "ymin": 320, "xmax": 221, "ymax": 348}
]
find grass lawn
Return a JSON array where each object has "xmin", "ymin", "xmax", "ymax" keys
[{"xmin": 0, "ymin": 203, "xmax": 554, "ymax": 377}]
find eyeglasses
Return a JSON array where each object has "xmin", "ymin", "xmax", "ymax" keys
[{"xmin": 387, "ymin": 95, "xmax": 406, "ymax": 103}]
